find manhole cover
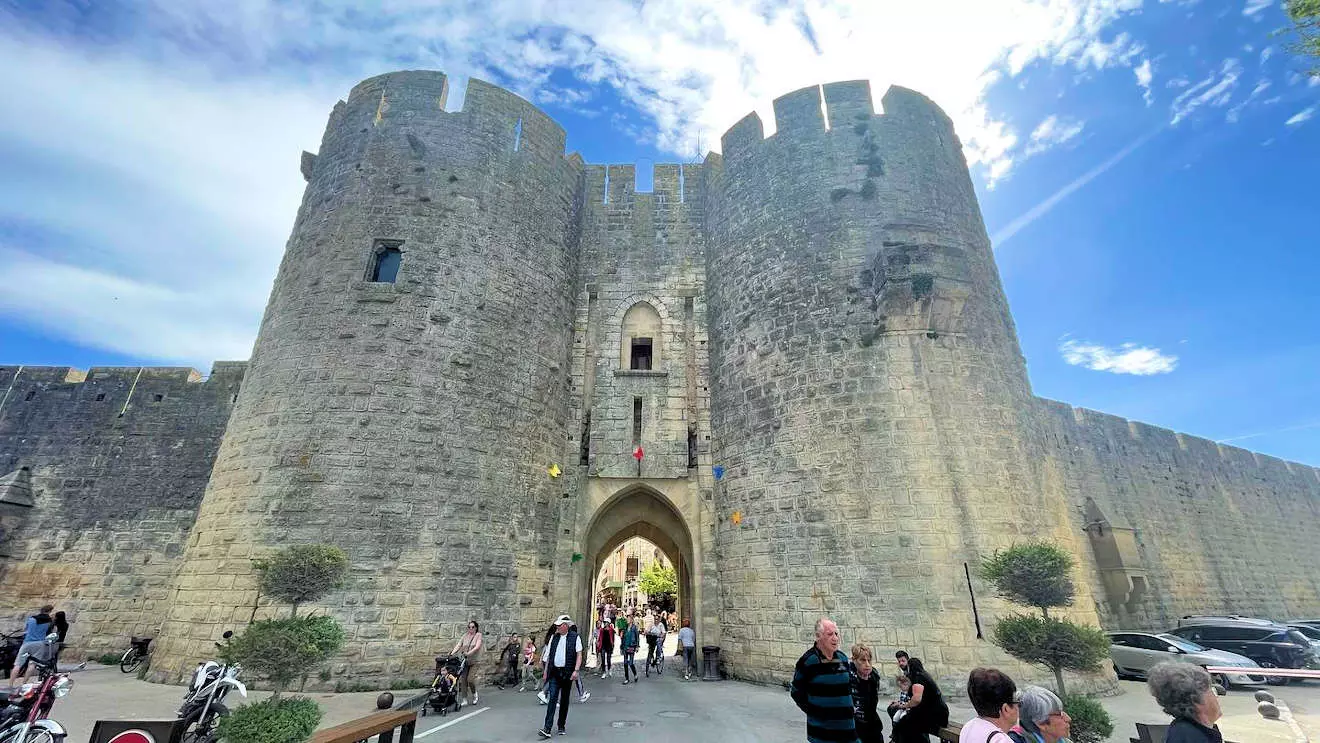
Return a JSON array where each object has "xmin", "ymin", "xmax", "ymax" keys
[
  {"xmin": 656, "ymin": 710, "xmax": 691, "ymax": 719},
  {"xmin": 611, "ymin": 721, "xmax": 644, "ymax": 728}
]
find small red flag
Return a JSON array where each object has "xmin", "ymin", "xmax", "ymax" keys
[{"xmin": 633, "ymin": 446, "xmax": 644, "ymax": 461}]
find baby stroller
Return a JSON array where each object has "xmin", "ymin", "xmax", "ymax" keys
[{"xmin": 422, "ymin": 654, "xmax": 465, "ymax": 717}]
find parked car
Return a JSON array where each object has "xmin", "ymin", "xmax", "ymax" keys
[
  {"xmin": 1109, "ymin": 631, "xmax": 1265, "ymax": 687},
  {"xmin": 1167, "ymin": 617, "xmax": 1315, "ymax": 685},
  {"xmin": 1288, "ymin": 622, "xmax": 1320, "ymax": 649}
]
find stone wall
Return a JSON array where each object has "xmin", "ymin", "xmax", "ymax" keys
[
  {"xmin": 0, "ymin": 363, "xmax": 243, "ymax": 656},
  {"xmin": 151, "ymin": 71, "xmax": 585, "ymax": 684},
  {"xmin": 1035, "ymin": 399, "xmax": 1320, "ymax": 632},
  {"xmin": 702, "ymin": 81, "xmax": 1106, "ymax": 691}
]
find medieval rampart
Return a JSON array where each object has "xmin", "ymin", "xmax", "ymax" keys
[{"xmin": 0, "ymin": 364, "xmax": 243, "ymax": 653}]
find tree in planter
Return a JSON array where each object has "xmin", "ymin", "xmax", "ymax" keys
[
  {"xmin": 226, "ymin": 544, "xmax": 349, "ymax": 695},
  {"xmin": 981, "ymin": 542, "xmax": 1110, "ymax": 697}
]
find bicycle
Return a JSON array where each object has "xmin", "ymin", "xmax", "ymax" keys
[{"xmin": 120, "ymin": 637, "xmax": 152, "ymax": 674}]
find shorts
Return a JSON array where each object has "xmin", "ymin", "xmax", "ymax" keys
[{"xmin": 16, "ymin": 641, "xmax": 49, "ymax": 667}]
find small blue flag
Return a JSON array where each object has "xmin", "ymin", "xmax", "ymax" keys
[{"xmin": 713, "ymin": 465, "xmax": 725, "ymax": 481}]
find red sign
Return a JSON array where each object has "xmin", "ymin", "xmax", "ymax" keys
[
  {"xmin": 633, "ymin": 446, "xmax": 644, "ymax": 461},
  {"xmin": 107, "ymin": 732, "xmax": 156, "ymax": 743}
]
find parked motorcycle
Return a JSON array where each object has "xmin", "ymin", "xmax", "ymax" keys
[
  {"xmin": 0, "ymin": 633, "xmax": 21, "ymax": 679},
  {"xmin": 0, "ymin": 634, "xmax": 71, "ymax": 743},
  {"xmin": 177, "ymin": 631, "xmax": 245, "ymax": 743}
]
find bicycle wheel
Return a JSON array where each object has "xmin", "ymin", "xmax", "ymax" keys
[{"xmin": 120, "ymin": 648, "xmax": 142, "ymax": 673}]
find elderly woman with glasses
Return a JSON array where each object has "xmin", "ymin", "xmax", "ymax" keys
[
  {"xmin": 1010, "ymin": 686, "xmax": 1072, "ymax": 743},
  {"xmin": 1146, "ymin": 662, "xmax": 1223, "ymax": 743}
]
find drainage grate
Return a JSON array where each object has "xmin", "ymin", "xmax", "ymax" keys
[{"xmin": 611, "ymin": 720, "xmax": 644, "ymax": 728}]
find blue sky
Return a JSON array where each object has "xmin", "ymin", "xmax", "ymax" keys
[{"xmin": 1, "ymin": 0, "xmax": 1317, "ymax": 465}]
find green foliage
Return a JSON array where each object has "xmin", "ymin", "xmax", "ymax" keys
[
  {"xmin": 334, "ymin": 680, "xmax": 379, "ymax": 693},
  {"xmin": 390, "ymin": 678, "xmax": 429, "ymax": 690},
  {"xmin": 96, "ymin": 652, "xmax": 121, "ymax": 665},
  {"xmin": 1285, "ymin": 0, "xmax": 1320, "ymax": 72},
  {"xmin": 991, "ymin": 614, "xmax": 1110, "ymax": 693},
  {"xmin": 217, "ymin": 697, "xmax": 322, "ymax": 743},
  {"xmin": 910, "ymin": 274, "xmax": 935, "ymax": 300},
  {"xmin": 1062, "ymin": 693, "xmax": 1115, "ymax": 743},
  {"xmin": 638, "ymin": 562, "xmax": 678, "ymax": 599},
  {"xmin": 223, "ymin": 615, "xmax": 345, "ymax": 693},
  {"xmin": 981, "ymin": 542, "xmax": 1076, "ymax": 611},
  {"xmin": 253, "ymin": 545, "xmax": 349, "ymax": 615}
]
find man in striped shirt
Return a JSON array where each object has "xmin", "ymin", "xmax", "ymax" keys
[{"xmin": 790, "ymin": 617, "xmax": 858, "ymax": 743}]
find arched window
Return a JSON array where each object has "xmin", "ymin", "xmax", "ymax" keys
[
  {"xmin": 368, "ymin": 240, "xmax": 403, "ymax": 283},
  {"xmin": 620, "ymin": 302, "xmax": 662, "ymax": 370}
]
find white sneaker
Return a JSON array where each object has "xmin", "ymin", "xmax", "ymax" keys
[
  {"xmin": 538, "ymin": 691, "xmax": 548, "ymax": 705},
  {"xmin": 472, "ymin": 692, "xmax": 478, "ymax": 704},
  {"xmin": 579, "ymin": 692, "xmax": 591, "ymax": 703}
]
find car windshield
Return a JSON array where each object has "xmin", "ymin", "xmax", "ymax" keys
[
  {"xmin": 1158, "ymin": 634, "xmax": 1206, "ymax": 652},
  {"xmin": 1290, "ymin": 626, "xmax": 1320, "ymax": 640}
]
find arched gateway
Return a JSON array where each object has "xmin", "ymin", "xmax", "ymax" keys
[{"xmin": 570, "ymin": 479, "xmax": 711, "ymax": 645}]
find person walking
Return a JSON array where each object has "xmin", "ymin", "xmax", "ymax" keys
[
  {"xmin": 450, "ymin": 620, "xmax": 484, "ymax": 706},
  {"xmin": 52, "ymin": 611, "xmax": 70, "ymax": 668},
  {"xmin": 789, "ymin": 617, "xmax": 857, "ymax": 743},
  {"xmin": 677, "ymin": 619, "xmax": 697, "ymax": 680},
  {"xmin": 891, "ymin": 658, "xmax": 950, "ymax": 743},
  {"xmin": 1146, "ymin": 662, "xmax": 1223, "ymax": 743},
  {"xmin": 849, "ymin": 643, "xmax": 883, "ymax": 743},
  {"xmin": 956, "ymin": 668, "xmax": 1020, "ymax": 743},
  {"xmin": 8, "ymin": 604, "xmax": 54, "ymax": 687},
  {"xmin": 597, "ymin": 620, "xmax": 615, "ymax": 679},
  {"xmin": 538, "ymin": 615, "xmax": 583, "ymax": 738},
  {"xmin": 621, "ymin": 616, "xmax": 641, "ymax": 685}
]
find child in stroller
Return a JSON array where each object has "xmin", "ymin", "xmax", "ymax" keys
[{"xmin": 423, "ymin": 655, "xmax": 465, "ymax": 717}]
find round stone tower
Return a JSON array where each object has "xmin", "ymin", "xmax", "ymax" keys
[
  {"xmin": 153, "ymin": 71, "xmax": 582, "ymax": 682},
  {"xmin": 702, "ymin": 81, "xmax": 1102, "ymax": 687}
]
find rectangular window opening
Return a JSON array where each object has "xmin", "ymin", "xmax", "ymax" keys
[
  {"xmin": 579, "ymin": 411, "xmax": 592, "ymax": 466},
  {"xmin": 513, "ymin": 117, "xmax": 523, "ymax": 152},
  {"xmin": 687, "ymin": 424, "xmax": 698, "ymax": 468},
  {"xmin": 24, "ymin": 390, "xmax": 35, "ymax": 401},
  {"xmin": 630, "ymin": 338, "xmax": 653, "ymax": 370},
  {"xmin": 369, "ymin": 240, "xmax": 403, "ymax": 283},
  {"xmin": 603, "ymin": 166, "xmax": 610, "ymax": 204},
  {"xmin": 153, "ymin": 394, "xmax": 164, "ymax": 402},
  {"xmin": 632, "ymin": 397, "xmax": 643, "ymax": 445},
  {"xmin": 95, "ymin": 393, "xmax": 106, "ymax": 401},
  {"xmin": 818, "ymin": 84, "xmax": 831, "ymax": 130}
]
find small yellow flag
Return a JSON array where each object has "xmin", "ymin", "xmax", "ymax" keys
[
  {"xmin": 548, "ymin": 463, "xmax": 562, "ymax": 478},
  {"xmin": 730, "ymin": 511, "xmax": 742, "ymax": 526}
]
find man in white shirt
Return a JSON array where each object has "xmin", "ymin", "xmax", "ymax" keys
[
  {"xmin": 677, "ymin": 619, "xmax": 697, "ymax": 680},
  {"xmin": 538, "ymin": 615, "xmax": 583, "ymax": 738}
]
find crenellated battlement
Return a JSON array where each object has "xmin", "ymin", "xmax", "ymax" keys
[
  {"xmin": 717, "ymin": 80, "xmax": 955, "ymax": 168},
  {"xmin": 582, "ymin": 162, "xmax": 705, "ymax": 205},
  {"xmin": 0, "ymin": 363, "xmax": 245, "ymax": 418}
]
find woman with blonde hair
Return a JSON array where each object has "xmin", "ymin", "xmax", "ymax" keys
[{"xmin": 849, "ymin": 643, "xmax": 884, "ymax": 743}]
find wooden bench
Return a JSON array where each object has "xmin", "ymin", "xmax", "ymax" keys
[
  {"xmin": 937, "ymin": 723, "xmax": 963, "ymax": 742},
  {"xmin": 310, "ymin": 709, "xmax": 418, "ymax": 743}
]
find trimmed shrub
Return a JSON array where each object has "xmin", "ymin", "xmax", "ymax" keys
[
  {"xmin": 222, "ymin": 616, "xmax": 344, "ymax": 693},
  {"xmin": 253, "ymin": 545, "xmax": 349, "ymax": 617},
  {"xmin": 217, "ymin": 697, "xmax": 321, "ymax": 743},
  {"xmin": 1063, "ymin": 693, "xmax": 1115, "ymax": 743},
  {"xmin": 981, "ymin": 542, "xmax": 1075, "ymax": 611}
]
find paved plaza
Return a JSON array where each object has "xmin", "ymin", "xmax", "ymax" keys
[{"xmin": 40, "ymin": 659, "xmax": 1320, "ymax": 742}]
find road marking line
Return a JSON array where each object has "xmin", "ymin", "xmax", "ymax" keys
[{"xmin": 416, "ymin": 706, "xmax": 489, "ymax": 738}]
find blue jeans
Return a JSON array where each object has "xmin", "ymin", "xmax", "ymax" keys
[
  {"xmin": 542, "ymin": 670, "xmax": 572, "ymax": 732},
  {"xmin": 682, "ymin": 646, "xmax": 695, "ymax": 676}
]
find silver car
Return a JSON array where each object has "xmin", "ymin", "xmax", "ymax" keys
[{"xmin": 1109, "ymin": 631, "xmax": 1266, "ymax": 687}]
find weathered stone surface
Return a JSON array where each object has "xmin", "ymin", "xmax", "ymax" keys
[{"xmin": 1, "ymin": 73, "xmax": 1318, "ymax": 694}]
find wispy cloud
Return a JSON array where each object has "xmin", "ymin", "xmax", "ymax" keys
[
  {"xmin": 1226, "ymin": 79, "xmax": 1271, "ymax": 122},
  {"xmin": 1171, "ymin": 58, "xmax": 1242, "ymax": 124},
  {"xmin": 1218, "ymin": 421, "xmax": 1320, "ymax": 443},
  {"xmin": 1025, "ymin": 115, "xmax": 1085, "ymax": 156},
  {"xmin": 1285, "ymin": 105, "xmax": 1316, "ymax": 127},
  {"xmin": 992, "ymin": 127, "xmax": 1161, "ymax": 246},
  {"xmin": 1243, "ymin": 0, "xmax": 1273, "ymax": 17},
  {"xmin": 1059, "ymin": 338, "xmax": 1179, "ymax": 375},
  {"xmin": 1135, "ymin": 58, "xmax": 1155, "ymax": 105}
]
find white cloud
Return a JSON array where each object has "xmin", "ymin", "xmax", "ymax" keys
[
  {"xmin": 1260, "ymin": 46, "xmax": 1275, "ymax": 64},
  {"xmin": 1135, "ymin": 58, "xmax": 1155, "ymax": 105},
  {"xmin": 1170, "ymin": 58, "xmax": 1242, "ymax": 124},
  {"xmin": 1025, "ymin": 114, "xmax": 1085, "ymax": 156},
  {"xmin": 1243, "ymin": 0, "xmax": 1272, "ymax": 16},
  {"xmin": 1226, "ymin": 79, "xmax": 1271, "ymax": 122},
  {"xmin": 1286, "ymin": 106, "xmax": 1316, "ymax": 126},
  {"xmin": 0, "ymin": 0, "xmax": 1153, "ymax": 364},
  {"xmin": 1059, "ymin": 338, "xmax": 1179, "ymax": 375}
]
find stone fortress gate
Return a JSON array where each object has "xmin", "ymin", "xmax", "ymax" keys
[{"xmin": 2, "ymin": 71, "xmax": 1319, "ymax": 693}]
